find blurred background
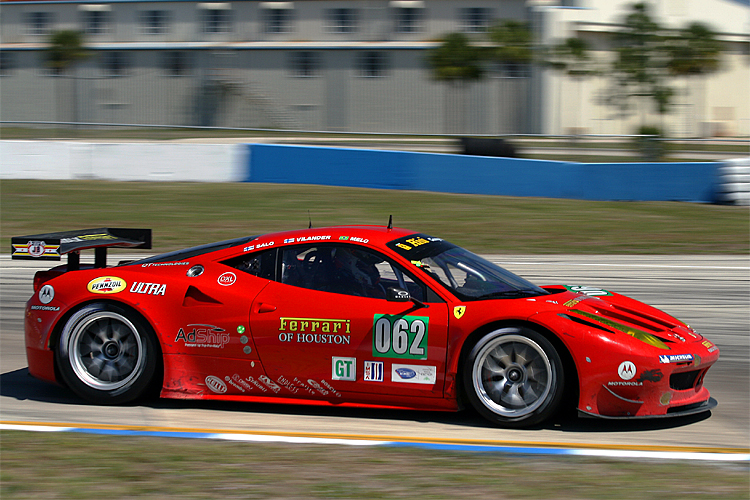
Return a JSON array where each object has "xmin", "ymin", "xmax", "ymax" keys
[{"xmin": 0, "ymin": 0, "xmax": 748, "ymax": 154}]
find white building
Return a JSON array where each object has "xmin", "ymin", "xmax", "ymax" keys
[{"xmin": 0, "ymin": 0, "xmax": 747, "ymax": 136}]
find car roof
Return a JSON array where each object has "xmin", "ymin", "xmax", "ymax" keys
[{"xmin": 127, "ymin": 225, "xmax": 419, "ymax": 265}]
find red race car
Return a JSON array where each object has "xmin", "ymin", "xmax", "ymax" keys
[{"xmin": 12, "ymin": 224, "xmax": 718, "ymax": 427}]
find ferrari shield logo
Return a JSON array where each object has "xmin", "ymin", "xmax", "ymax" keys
[{"xmin": 453, "ymin": 306, "xmax": 466, "ymax": 319}]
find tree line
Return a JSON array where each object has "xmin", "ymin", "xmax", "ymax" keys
[{"xmin": 427, "ymin": 2, "xmax": 722, "ymax": 136}]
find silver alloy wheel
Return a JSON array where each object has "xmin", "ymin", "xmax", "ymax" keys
[
  {"xmin": 66, "ymin": 311, "xmax": 145, "ymax": 391},
  {"xmin": 471, "ymin": 334, "xmax": 553, "ymax": 418}
]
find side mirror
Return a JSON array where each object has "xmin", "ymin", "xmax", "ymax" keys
[
  {"xmin": 386, "ymin": 287, "xmax": 429, "ymax": 308},
  {"xmin": 386, "ymin": 287, "xmax": 411, "ymax": 302}
]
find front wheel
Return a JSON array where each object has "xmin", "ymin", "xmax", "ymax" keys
[
  {"xmin": 56, "ymin": 303, "xmax": 159, "ymax": 404},
  {"xmin": 463, "ymin": 327, "xmax": 564, "ymax": 427}
]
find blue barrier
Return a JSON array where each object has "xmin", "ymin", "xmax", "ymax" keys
[{"xmin": 246, "ymin": 144, "xmax": 719, "ymax": 203}]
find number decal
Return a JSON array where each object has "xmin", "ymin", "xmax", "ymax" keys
[{"xmin": 373, "ymin": 314, "xmax": 428, "ymax": 360}]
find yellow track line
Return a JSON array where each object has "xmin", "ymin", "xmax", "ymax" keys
[{"xmin": 2, "ymin": 420, "xmax": 748, "ymax": 455}]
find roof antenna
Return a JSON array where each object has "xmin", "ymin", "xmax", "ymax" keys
[
  {"xmin": 387, "ymin": 215, "xmax": 393, "ymax": 231},
  {"xmin": 308, "ymin": 210, "xmax": 312, "ymax": 229}
]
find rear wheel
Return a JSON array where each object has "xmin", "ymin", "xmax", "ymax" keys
[
  {"xmin": 463, "ymin": 327, "xmax": 564, "ymax": 427},
  {"xmin": 56, "ymin": 303, "xmax": 158, "ymax": 404}
]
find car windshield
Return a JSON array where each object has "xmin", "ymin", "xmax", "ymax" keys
[{"xmin": 387, "ymin": 234, "xmax": 548, "ymax": 301}]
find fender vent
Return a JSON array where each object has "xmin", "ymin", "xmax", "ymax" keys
[{"xmin": 182, "ymin": 286, "xmax": 222, "ymax": 307}]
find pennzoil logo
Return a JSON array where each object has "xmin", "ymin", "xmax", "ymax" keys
[{"xmin": 87, "ymin": 276, "xmax": 127, "ymax": 294}]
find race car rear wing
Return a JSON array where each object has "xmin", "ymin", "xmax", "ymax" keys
[{"xmin": 11, "ymin": 228, "xmax": 151, "ymax": 270}]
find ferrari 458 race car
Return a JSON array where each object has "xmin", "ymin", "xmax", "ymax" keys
[{"xmin": 13, "ymin": 224, "xmax": 719, "ymax": 427}]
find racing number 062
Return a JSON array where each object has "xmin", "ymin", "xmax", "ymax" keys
[{"xmin": 373, "ymin": 315, "xmax": 428, "ymax": 360}]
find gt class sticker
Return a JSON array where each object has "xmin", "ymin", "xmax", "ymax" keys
[
  {"xmin": 373, "ymin": 314, "xmax": 428, "ymax": 359},
  {"xmin": 87, "ymin": 276, "xmax": 127, "ymax": 294},
  {"xmin": 332, "ymin": 357, "xmax": 356, "ymax": 381},
  {"xmin": 391, "ymin": 364, "xmax": 437, "ymax": 384}
]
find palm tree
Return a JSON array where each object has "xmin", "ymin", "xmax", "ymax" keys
[
  {"xmin": 426, "ymin": 33, "xmax": 484, "ymax": 133},
  {"xmin": 486, "ymin": 20, "xmax": 533, "ymax": 133},
  {"xmin": 667, "ymin": 23, "xmax": 722, "ymax": 137},
  {"xmin": 45, "ymin": 30, "xmax": 89, "ymax": 125},
  {"xmin": 544, "ymin": 37, "xmax": 595, "ymax": 134}
]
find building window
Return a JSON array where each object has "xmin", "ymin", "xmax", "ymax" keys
[
  {"xmin": 80, "ymin": 6, "xmax": 112, "ymax": 35},
  {"xmin": 261, "ymin": 3, "xmax": 294, "ymax": 34},
  {"xmin": 139, "ymin": 10, "xmax": 171, "ymax": 35},
  {"xmin": 289, "ymin": 51, "xmax": 321, "ymax": 77},
  {"xmin": 459, "ymin": 7, "xmax": 492, "ymax": 33},
  {"xmin": 391, "ymin": 1, "xmax": 424, "ymax": 33},
  {"xmin": 357, "ymin": 51, "xmax": 388, "ymax": 78},
  {"xmin": 101, "ymin": 51, "xmax": 130, "ymax": 77},
  {"xmin": 0, "ymin": 51, "xmax": 16, "ymax": 76},
  {"xmin": 325, "ymin": 8, "xmax": 358, "ymax": 34},
  {"xmin": 199, "ymin": 3, "xmax": 232, "ymax": 34},
  {"xmin": 494, "ymin": 61, "xmax": 530, "ymax": 79},
  {"xmin": 163, "ymin": 51, "xmax": 191, "ymax": 76},
  {"xmin": 25, "ymin": 12, "xmax": 54, "ymax": 36}
]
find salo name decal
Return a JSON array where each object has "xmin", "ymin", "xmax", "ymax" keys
[
  {"xmin": 278, "ymin": 317, "xmax": 351, "ymax": 345},
  {"xmin": 175, "ymin": 324, "xmax": 230, "ymax": 348},
  {"xmin": 129, "ymin": 282, "xmax": 166, "ymax": 295},
  {"xmin": 87, "ymin": 276, "xmax": 127, "ymax": 294},
  {"xmin": 373, "ymin": 314, "xmax": 428, "ymax": 360},
  {"xmin": 391, "ymin": 364, "xmax": 437, "ymax": 384}
]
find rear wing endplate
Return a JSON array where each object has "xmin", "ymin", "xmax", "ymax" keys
[{"xmin": 11, "ymin": 228, "xmax": 151, "ymax": 270}]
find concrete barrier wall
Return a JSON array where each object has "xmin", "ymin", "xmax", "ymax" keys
[
  {"xmin": 0, "ymin": 141, "xmax": 248, "ymax": 182},
  {"xmin": 246, "ymin": 144, "xmax": 722, "ymax": 203},
  {"xmin": 2, "ymin": 140, "xmax": 747, "ymax": 204}
]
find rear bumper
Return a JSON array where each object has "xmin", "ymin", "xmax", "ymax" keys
[{"xmin": 26, "ymin": 346, "xmax": 57, "ymax": 384}]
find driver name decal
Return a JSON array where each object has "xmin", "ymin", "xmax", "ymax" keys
[{"xmin": 373, "ymin": 314, "xmax": 429, "ymax": 360}]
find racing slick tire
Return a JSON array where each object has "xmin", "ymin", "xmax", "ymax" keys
[
  {"xmin": 56, "ymin": 303, "xmax": 159, "ymax": 404},
  {"xmin": 463, "ymin": 327, "xmax": 564, "ymax": 427}
]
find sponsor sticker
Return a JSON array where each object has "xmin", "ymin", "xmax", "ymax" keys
[
  {"xmin": 129, "ymin": 282, "xmax": 166, "ymax": 296},
  {"xmin": 373, "ymin": 314, "xmax": 428, "ymax": 360},
  {"xmin": 564, "ymin": 286, "xmax": 612, "ymax": 296},
  {"xmin": 12, "ymin": 241, "xmax": 61, "ymax": 259},
  {"xmin": 217, "ymin": 272, "xmax": 237, "ymax": 286},
  {"xmin": 659, "ymin": 353, "xmax": 694, "ymax": 364},
  {"xmin": 332, "ymin": 357, "xmax": 356, "ymax": 381},
  {"xmin": 30, "ymin": 305, "xmax": 60, "ymax": 311},
  {"xmin": 175, "ymin": 324, "xmax": 230, "ymax": 348},
  {"xmin": 38, "ymin": 284, "xmax": 54, "ymax": 304},
  {"xmin": 618, "ymin": 361, "xmax": 636, "ymax": 380},
  {"xmin": 391, "ymin": 364, "xmax": 436, "ymax": 384},
  {"xmin": 364, "ymin": 361, "xmax": 384, "ymax": 382},
  {"xmin": 205, "ymin": 375, "xmax": 227, "ymax": 394},
  {"xmin": 87, "ymin": 276, "xmax": 127, "ymax": 294}
]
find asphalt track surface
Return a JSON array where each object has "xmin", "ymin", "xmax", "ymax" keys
[{"xmin": 1, "ymin": 254, "xmax": 748, "ymax": 455}]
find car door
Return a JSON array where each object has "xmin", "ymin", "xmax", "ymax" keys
[{"xmin": 250, "ymin": 243, "xmax": 450, "ymax": 399}]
